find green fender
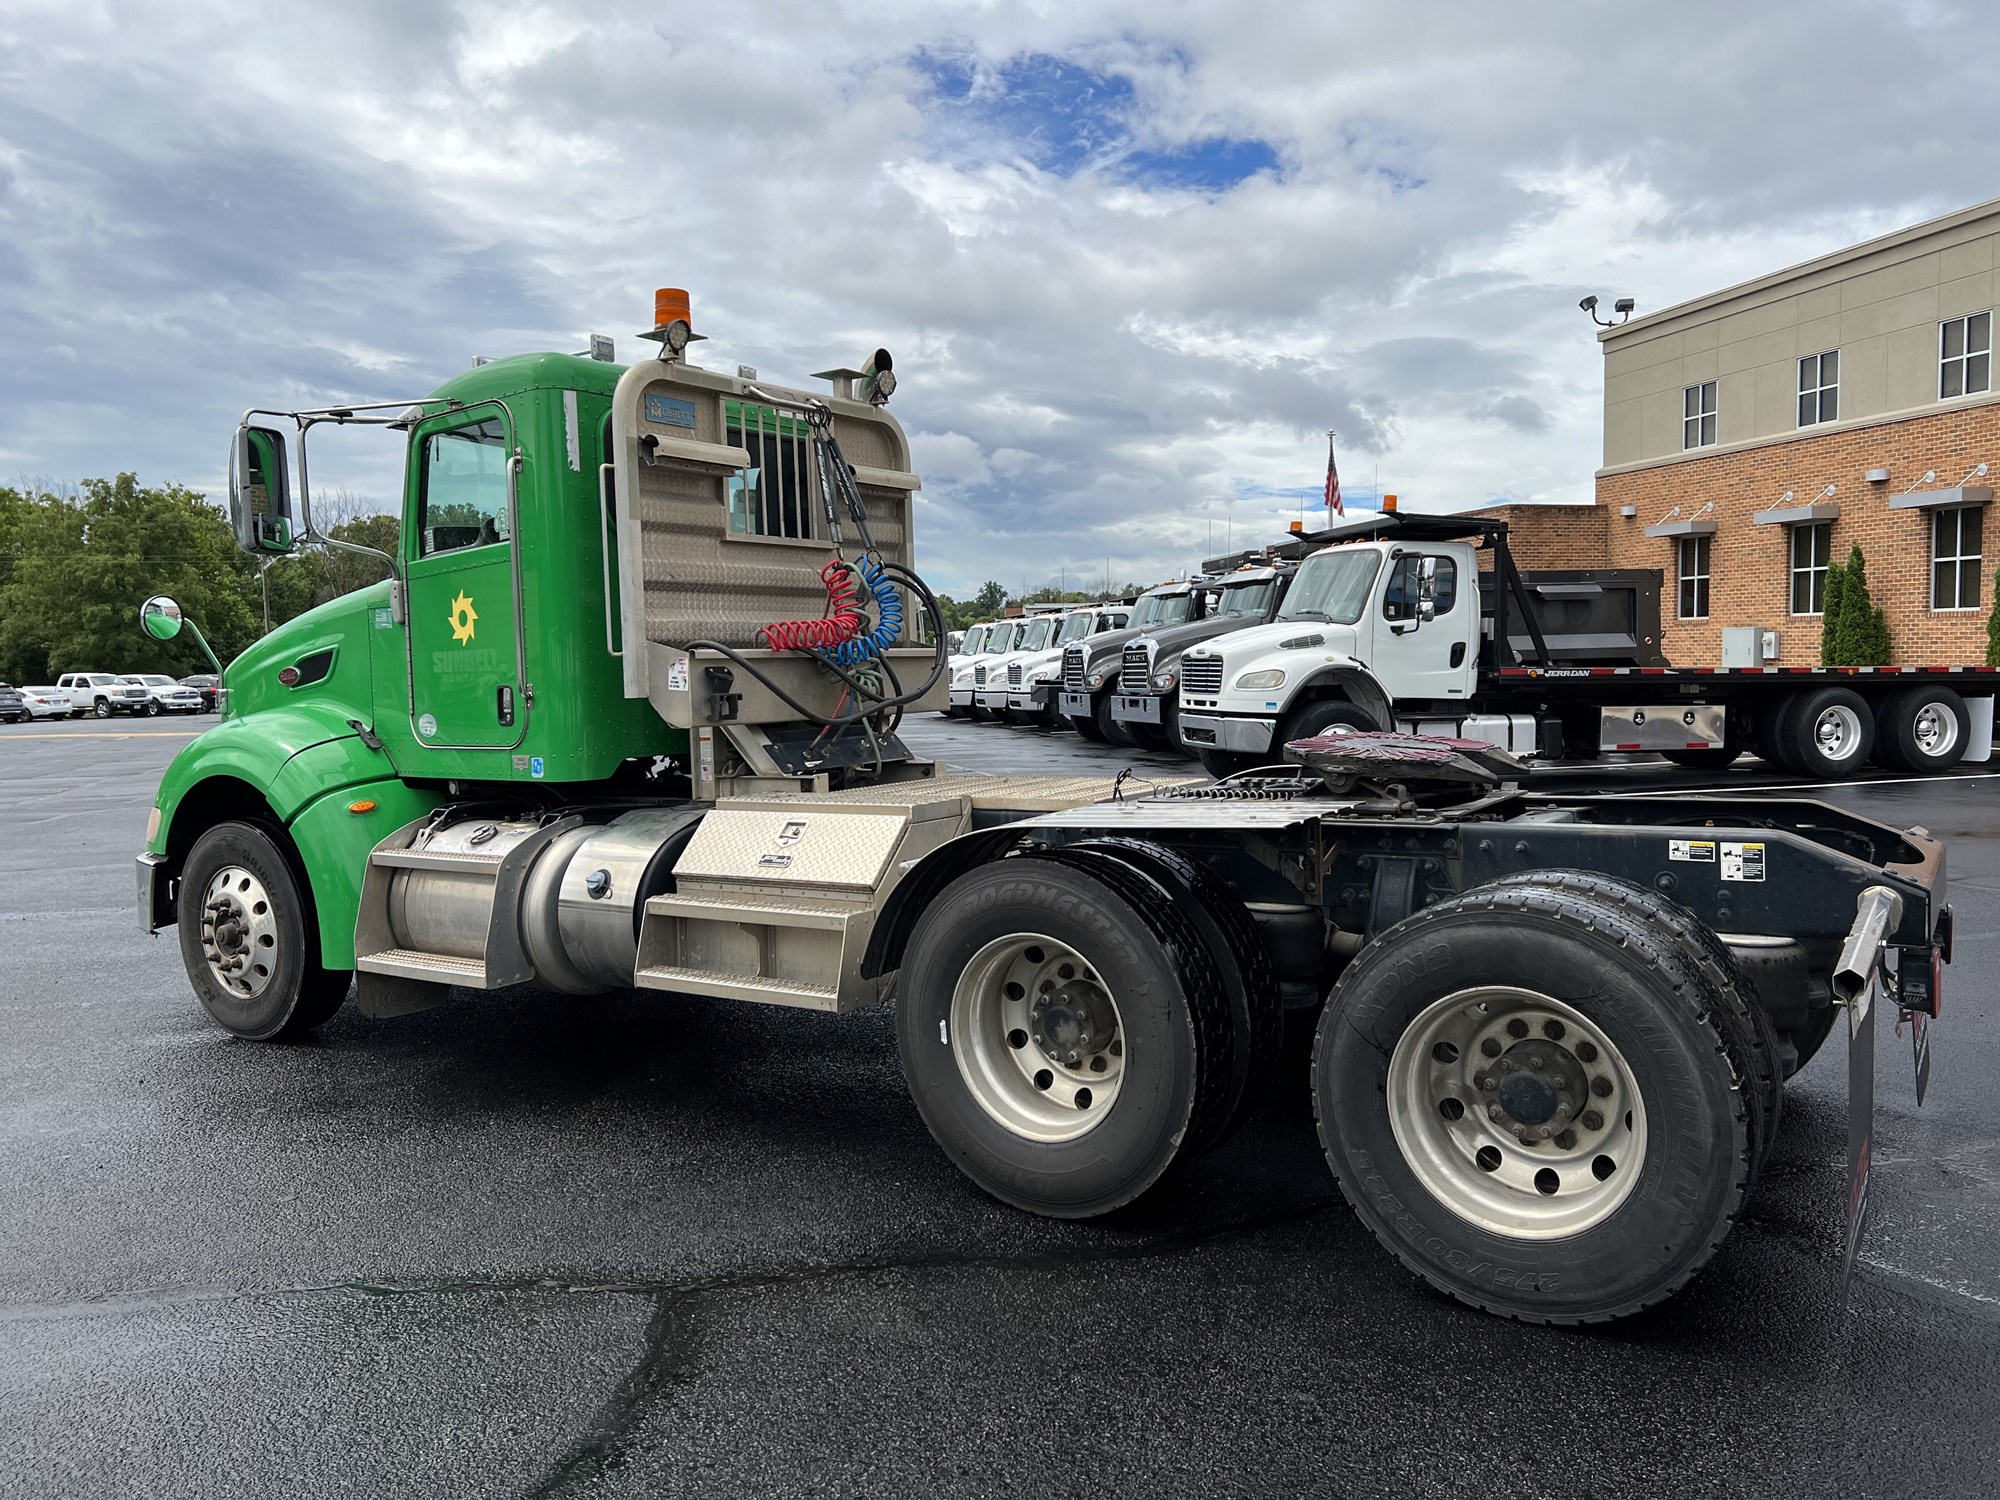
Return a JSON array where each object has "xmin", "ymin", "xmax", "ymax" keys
[{"xmin": 148, "ymin": 706, "xmax": 441, "ymax": 969}]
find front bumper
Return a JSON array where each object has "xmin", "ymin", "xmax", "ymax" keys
[
  {"xmin": 1007, "ymin": 684, "xmax": 1056, "ymax": 712},
  {"xmin": 974, "ymin": 689, "xmax": 1010, "ymax": 709},
  {"xmin": 1177, "ymin": 713, "xmax": 1276, "ymax": 753},
  {"xmin": 137, "ymin": 852, "xmax": 172, "ymax": 934},
  {"xmin": 1058, "ymin": 689, "xmax": 1097, "ymax": 717},
  {"xmin": 949, "ymin": 687, "xmax": 975, "ymax": 709},
  {"xmin": 1112, "ymin": 693, "xmax": 1162, "ymax": 725}
]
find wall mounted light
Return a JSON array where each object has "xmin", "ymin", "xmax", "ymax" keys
[{"xmin": 1864, "ymin": 468, "xmax": 1890, "ymax": 484}]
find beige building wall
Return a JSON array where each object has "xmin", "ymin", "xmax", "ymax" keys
[{"xmin": 1601, "ymin": 200, "xmax": 2000, "ymax": 471}]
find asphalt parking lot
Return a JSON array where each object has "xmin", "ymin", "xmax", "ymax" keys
[{"xmin": 3, "ymin": 714, "xmax": 1999, "ymax": 1498}]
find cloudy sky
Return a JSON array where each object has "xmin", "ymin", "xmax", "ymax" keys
[{"xmin": 1, "ymin": 1, "xmax": 1993, "ymax": 596}]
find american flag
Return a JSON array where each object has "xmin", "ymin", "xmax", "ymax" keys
[{"xmin": 1324, "ymin": 431, "xmax": 1343, "ymax": 517}]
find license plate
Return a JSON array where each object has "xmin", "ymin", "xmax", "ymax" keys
[{"xmin": 1114, "ymin": 696, "xmax": 1161, "ymax": 725}]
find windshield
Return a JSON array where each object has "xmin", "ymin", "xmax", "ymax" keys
[
  {"xmin": 1056, "ymin": 612, "xmax": 1094, "ymax": 645},
  {"xmin": 1155, "ymin": 592, "xmax": 1196, "ymax": 626},
  {"xmin": 1215, "ymin": 580, "xmax": 1275, "ymax": 619},
  {"xmin": 960, "ymin": 625, "xmax": 988, "ymax": 656},
  {"xmin": 987, "ymin": 621, "xmax": 1021, "ymax": 654},
  {"xmin": 1278, "ymin": 549, "xmax": 1383, "ymax": 624},
  {"xmin": 1019, "ymin": 618, "xmax": 1056, "ymax": 651}
]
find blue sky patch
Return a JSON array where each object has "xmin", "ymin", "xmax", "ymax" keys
[{"xmin": 912, "ymin": 48, "xmax": 1277, "ymax": 192}]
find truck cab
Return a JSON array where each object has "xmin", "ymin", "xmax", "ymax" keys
[
  {"xmin": 1179, "ymin": 537, "xmax": 1478, "ymax": 775},
  {"xmin": 974, "ymin": 612, "xmax": 1061, "ymax": 720},
  {"xmin": 1005, "ymin": 603, "xmax": 1131, "ymax": 726},
  {"xmin": 1056, "ymin": 579, "xmax": 1213, "ymax": 744},
  {"xmin": 1110, "ymin": 560, "xmax": 1299, "ymax": 753},
  {"xmin": 954, "ymin": 617, "xmax": 1023, "ymax": 720}
]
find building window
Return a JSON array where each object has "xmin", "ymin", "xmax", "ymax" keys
[
  {"xmin": 1677, "ymin": 535, "xmax": 1711, "ymax": 620},
  {"xmin": 1941, "ymin": 312, "xmax": 1992, "ymax": 400},
  {"xmin": 1797, "ymin": 351, "xmax": 1839, "ymax": 426},
  {"xmin": 1933, "ymin": 506, "xmax": 1984, "ymax": 611},
  {"xmin": 1682, "ymin": 381, "xmax": 1717, "ymax": 450},
  {"xmin": 1789, "ymin": 521, "xmax": 1831, "ymax": 615}
]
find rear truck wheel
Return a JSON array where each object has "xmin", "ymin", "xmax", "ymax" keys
[
  {"xmin": 895, "ymin": 855, "xmax": 1235, "ymax": 1217},
  {"xmin": 176, "ymin": 821, "xmax": 351, "ymax": 1040},
  {"xmin": 1780, "ymin": 686, "xmax": 1875, "ymax": 779},
  {"xmin": 1473, "ymin": 871, "xmax": 1779, "ymax": 1186},
  {"xmin": 1876, "ymin": 685, "xmax": 1969, "ymax": 772},
  {"xmin": 93, "ymin": 697, "xmax": 112, "ymax": 719},
  {"xmin": 1093, "ymin": 691, "xmax": 1134, "ymax": 748},
  {"xmin": 1313, "ymin": 881, "xmax": 1755, "ymax": 1323},
  {"xmin": 1659, "ymin": 746, "xmax": 1740, "ymax": 770},
  {"xmin": 1035, "ymin": 840, "xmax": 1284, "ymax": 1148}
]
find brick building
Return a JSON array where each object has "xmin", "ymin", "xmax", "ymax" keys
[{"xmin": 1493, "ymin": 198, "xmax": 2000, "ymax": 667}]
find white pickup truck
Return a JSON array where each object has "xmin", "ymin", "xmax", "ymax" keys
[
  {"xmin": 55, "ymin": 672, "xmax": 154, "ymax": 719},
  {"xmin": 119, "ymin": 673, "xmax": 206, "ymax": 715}
]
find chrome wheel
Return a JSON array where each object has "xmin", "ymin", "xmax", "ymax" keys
[
  {"xmin": 1387, "ymin": 986, "xmax": 1647, "ymax": 1238},
  {"xmin": 199, "ymin": 864, "xmax": 280, "ymax": 1001},
  {"xmin": 1912, "ymin": 700, "xmax": 1960, "ymax": 758},
  {"xmin": 1812, "ymin": 704, "xmax": 1865, "ymax": 763},
  {"xmin": 950, "ymin": 932, "xmax": 1125, "ymax": 1143}
]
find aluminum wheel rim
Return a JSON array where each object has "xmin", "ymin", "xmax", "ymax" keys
[
  {"xmin": 1813, "ymin": 704, "xmax": 1864, "ymax": 762},
  {"xmin": 950, "ymin": 932, "xmax": 1125, "ymax": 1143},
  {"xmin": 1913, "ymin": 701, "xmax": 1960, "ymax": 757},
  {"xmin": 199, "ymin": 865, "xmax": 280, "ymax": 1000},
  {"xmin": 1387, "ymin": 986, "xmax": 1648, "ymax": 1239}
]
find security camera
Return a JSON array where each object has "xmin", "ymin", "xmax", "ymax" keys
[{"xmin": 1578, "ymin": 295, "xmax": 1598, "ymax": 313}]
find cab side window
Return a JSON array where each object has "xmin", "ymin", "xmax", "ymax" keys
[
  {"xmin": 1383, "ymin": 555, "xmax": 1459, "ymax": 620},
  {"xmin": 419, "ymin": 417, "xmax": 510, "ymax": 556}
]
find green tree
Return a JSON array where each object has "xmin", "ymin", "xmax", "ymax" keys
[
  {"xmin": 1819, "ymin": 556, "xmax": 1847, "ymax": 665},
  {"xmin": 972, "ymin": 580, "xmax": 1007, "ymax": 617},
  {"xmin": 0, "ymin": 475, "xmax": 260, "ymax": 681},
  {"xmin": 1825, "ymin": 542, "xmax": 1890, "ymax": 665}
]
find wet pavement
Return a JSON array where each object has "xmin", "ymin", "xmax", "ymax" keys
[{"xmin": 3, "ymin": 715, "xmax": 1998, "ymax": 1497}]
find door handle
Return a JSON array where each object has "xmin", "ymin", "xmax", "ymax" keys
[
  {"xmin": 1450, "ymin": 641, "xmax": 1467, "ymax": 668},
  {"xmin": 498, "ymin": 685, "xmax": 515, "ymax": 726}
]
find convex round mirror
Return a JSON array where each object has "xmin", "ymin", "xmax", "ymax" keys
[{"xmin": 140, "ymin": 595, "xmax": 185, "ymax": 641}]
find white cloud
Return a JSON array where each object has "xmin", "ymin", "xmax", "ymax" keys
[{"xmin": 0, "ymin": 0, "xmax": 1991, "ymax": 597}]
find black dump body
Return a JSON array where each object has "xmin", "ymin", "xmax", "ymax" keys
[{"xmin": 1477, "ymin": 569, "xmax": 1665, "ymax": 668}]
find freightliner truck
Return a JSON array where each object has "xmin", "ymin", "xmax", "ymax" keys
[
  {"xmin": 1179, "ymin": 511, "xmax": 2000, "ymax": 780},
  {"xmin": 136, "ymin": 293, "xmax": 1952, "ymax": 1324},
  {"xmin": 1109, "ymin": 559, "xmax": 1300, "ymax": 753}
]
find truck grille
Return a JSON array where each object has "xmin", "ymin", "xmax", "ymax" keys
[
  {"xmin": 1181, "ymin": 658, "xmax": 1224, "ymax": 696},
  {"xmin": 1007, "ymin": 663, "xmax": 1023, "ymax": 687},
  {"xmin": 973, "ymin": 665, "xmax": 987, "ymax": 686},
  {"xmin": 1062, "ymin": 645, "xmax": 1087, "ymax": 693},
  {"xmin": 1120, "ymin": 642, "xmax": 1153, "ymax": 695}
]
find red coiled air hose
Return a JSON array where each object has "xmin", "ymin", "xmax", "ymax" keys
[{"xmin": 757, "ymin": 558, "xmax": 865, "ymax": 651}]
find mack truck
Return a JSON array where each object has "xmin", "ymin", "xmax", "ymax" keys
[
  {"xmin": 136, "ymin": 293, "xmax": 1952, "ymax": 1324},
  {"xmin": 1178, "ymin": 511, "xmax": 2000, "ymax": 781},
  {"xmin": 1109, "ymin": 558, "xmax": 1301, "ymax": 754},
  {"xmin": 1057, "ymin": 576, "xmax": 1218, "ymax": 745}
]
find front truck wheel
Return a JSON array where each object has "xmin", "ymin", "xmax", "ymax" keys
[
  {"xmin": 176, "ymin": 821, "xmax": 351, "ymax": 1040},
  {"xmin": 1313, "ymin": 881, "xmax": 1754, "ymax": 1324},
  {"xmin": 895, "ymin": 855, "xmax": 1240, "ymax": 1217}
]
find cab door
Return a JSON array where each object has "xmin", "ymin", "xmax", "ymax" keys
[
  {"xmin": 1371, "ymin": 549, "xmax": 1477, "ymax": 702},
  {"xmin": 404, "ymin": 405, "xmax": 526, "ymax": 749}
]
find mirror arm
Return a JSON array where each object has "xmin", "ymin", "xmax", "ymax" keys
[
  {"xmin": 181, "ymin": 618, "xmax": 225, "ymax": 675},
  {"xmin": 293, "ymin": 416, "xmax": 403, "ymax": 583}
]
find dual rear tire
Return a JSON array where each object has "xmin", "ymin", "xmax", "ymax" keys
[{"xmin": 1759, "ymin": 685, "xmax": 1970, "ymax": 777}]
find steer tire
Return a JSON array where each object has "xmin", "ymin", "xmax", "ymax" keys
[
  {"xmin": 1282, "ymin": 700, "xmax": 1379, "ymax": 744},
  {"xmin": 1126, "ymin": 721, "xmax": 1174, "ymax": 753},
  {"xmin": 1474, "ymin": 870, "xmax": 1780, "ymax": 1187},
  {"xmin": 176, "ymin": 822, "xmax": 351, "ymax": 1041},
  {"xmin": 93, "ymin": 697, "xmax": 113, "ymax": 719},
  {"xmin": 1071, "ymin": 712, "xmax": 1106, "ymax": 743},
  {"xmin": 1875, "ymin": 686, "xmax": 1970, "ymax": 773},
  {"xmin": 1093, "ymin": 691, "xmax": 1134, "ymax": 748},
  {"xmin": 896, "ymin": 855, "xmax": 1234, "ymax": 1218},
  {"xmin": 1779, "ymin": 687, "xmax": 1875, "ymax": 780},
  {"xmin": 1313, "ymin": 880, "xmax": 1754, "ymax": 1324},
  {"xmin": 1195, "ymin": 746, "xmax": 1269, "ymax": 779}
]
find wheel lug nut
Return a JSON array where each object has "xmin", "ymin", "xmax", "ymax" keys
[
  {"xmin": 1488, "ymin": 1105, "xmax": 1502, "ymax": 1119},
  {"xmin": 1590, "ymin": 1076, "xmax": 1613, "ymax": 1097},
  {"xmin": 1582, "ymin": 1110, "xmax": 1604, "ymax": 1131}
]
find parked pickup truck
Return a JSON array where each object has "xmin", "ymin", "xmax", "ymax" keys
[
  {"xmin": 121, "ymin": 674, "xmax": 206, "ymax": 715},
  {"xmin": 1110, "ymin": 560, "xmax": 1299, "ymax": 753},
  {"xmin": 56, "ymin": 672, "xmax": 153, "ymax": 719},
  {"xmin": 1177, "ymin": 510, "xmax": 2000, "ymax": 780}
]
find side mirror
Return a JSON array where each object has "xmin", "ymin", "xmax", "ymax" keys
[
  {"xmin": 137, "ymin": 594, "xmax": 223, "ymax": 671},
  {"xmin": 1416, "ymin": 558, "xmax": 1439, "ymax": 622},
  {"xmin": 139, "ymin": 595, "xmax": 184, "ymax": 641},
  {"xmin": 231, "ymin": 424, "xmax": 298, "ymax": 555}
]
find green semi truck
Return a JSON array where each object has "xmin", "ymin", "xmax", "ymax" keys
[{"xmin": 136, "ymin": 292, "xmax": 1950, "ymax": 1323}]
